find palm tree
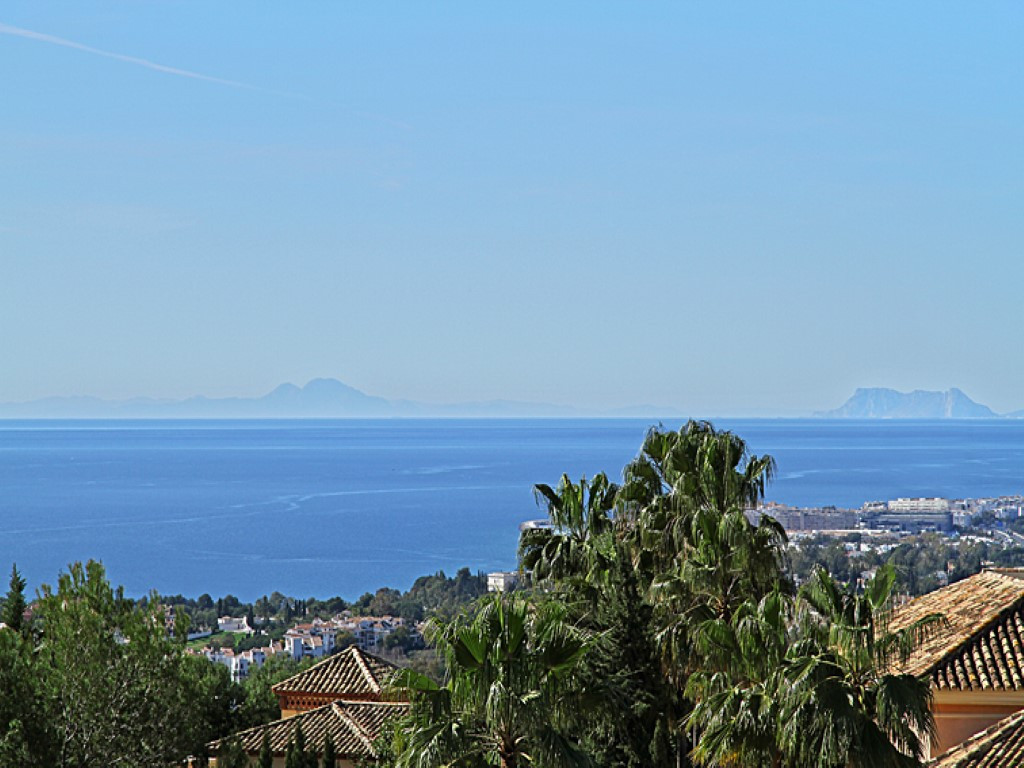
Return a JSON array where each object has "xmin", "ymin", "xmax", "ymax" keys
[
  {"xmin": 391, "ymin": 593, "xmax": 591, "ymax": 768},
  {"xmin": 781, "ymin": 565, "xmax": 942, "ymax": 768},
  {"xmin": 519, "ymin": 472, "xmax": 679, "ymax": 768},
  {"xmin": 684, "ymin": 566, "xmax": 943, "ymax": 768},
  {"xmin": 619, "ymin": 421, "xmax": 783, "ymax": 598},
  {"xmin": 620, "ymin": 424, "xmax": 787, "ymax": 686},
  {"xmin": 685, "ymin": 590, "xmax": 793, "ymax": 768},
  {"xmin": 621, "ymin": 421, "xmax": 776, "ymax": 524},
  {"xmin": 519, "ymin": 473, "xmax": 619, "ymax": 590}
]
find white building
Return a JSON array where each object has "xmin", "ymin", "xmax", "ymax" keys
[
  {"xmin": 283, "ymin": 621, "xmax": 338, "ymax": 660},
  {"xmin": 487, "ymin": 571, "xmax": 518, "ymax": 593},
  {"xmin": 217, "ymin": 615, "xmax": 253, "ymax": 634},
  {"xmin": 889, "ymin": 497, "xmax": 950, "ymax": 513},
  {"xmin": 328, "ymin": 614, "xmax": 418, "ymax": 651},
  {"xmin": 201, "ymin": 645, "xmax": 275, "ymax": 682}
]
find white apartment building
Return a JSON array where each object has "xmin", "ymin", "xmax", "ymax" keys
[
  {"xmin": 888, "ymin": 497, "xmax": 950, "ymax": 513},
  {"xmin": 283, "ymin": 621, "xmax": 338, "ymax": 660},
  {"xmin": 202, "ymin": 645, "xmax": 273, "ymax": 682}
]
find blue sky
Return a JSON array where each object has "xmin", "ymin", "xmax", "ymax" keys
[{"xmin": 1, "ymin": 3, "xmax": 1022, "ymax": 415}]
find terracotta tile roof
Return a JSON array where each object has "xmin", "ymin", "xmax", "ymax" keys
[
  {"xmin": 210, "ymin": 699, "xmax": 409, "ymax": 758},
  {"xmin": 272, "ymin": 646, "xmax": 398, "ymax": 698},
  {"xmin": 890, "ymin": 569, "xmax": 1024, "ymax": 688},
  {"xmin": 930, "ymin": 709, "xmax": 1024, "ymax": 767}
]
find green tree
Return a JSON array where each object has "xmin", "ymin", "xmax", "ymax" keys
[
  {"xmin": 519, "ymin": 473, "xmax": 619, "ymax": 589},
  {"xmin": 322, "ymin": 733, "xmax": 337, "ymax": 768},
  {"xmin": 392, "ymin": 593, "xmax": 590, "ymax": 768},
  {"xmin": 575, "ymin": 554, "xmax": 677, "ymax": 768},
  {"xmin": 782, "ymin": 565, "xmax": 941, "ymax": 768},
  {"xmin": 368, "ymin": 587, "xmax": 401, "ymax": 617},
  {"xmin": 0, "ymin": 627, "xmax": 54, "ymax": 766},
  {"xmin": 35, "ymin": 560, "xmax": 213, "ymax": 767},
  {"xmin": 258, "ymin": 731, "xmax": 273, "ymax": 768},
  {"xmin": 240, "ymin": 654, "xmax": 312, "ymax": 728},
  {"xmin": 176, "ymin": 653, "xmax": 245, "ymax": 761},
  {"xmin": 520, "ymin": 474, "xmax": 677, "ymax": 767},
  {"xmin": 285, "ymin": 719, "xmax": 319, "ymax": 768},
  {"xmin": 217, "ymin": 737, "xmax": 249, "ymax": 768},
  {"xmin": 2, "ymin": 563, "xmax": 27, "ymax": 633}
]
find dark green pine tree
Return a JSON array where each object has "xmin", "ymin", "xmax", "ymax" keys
[
  {"xmin": 285, "ymin": 721, "xmax": 308, "ymax": 768},
  {"xmin": 577, "ymin": 555, "xmax": 679, "ymax": 768},
  {"xmin": 2, "ymin": 563, "xmax": 27, "ymax": 634},
  {"xmin": 259, "ymin": 732, "xmax": 273, "ymax": 768},
  {"xmin": 321, "ymin": 733, "xmax": 336, "ymax": 768},
  {"xmin": 217, "ymin": 737, "xmax": 249, "ymax": 768}
]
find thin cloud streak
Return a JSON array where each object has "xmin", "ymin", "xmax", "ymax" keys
[{"xmin": 0, "ymin": 22, "xmax": 294, "ymax": 96}]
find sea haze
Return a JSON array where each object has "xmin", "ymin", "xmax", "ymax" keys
[{"xmin": 2, "ymin": 418, "xmax": 1024, "ymax": 600}]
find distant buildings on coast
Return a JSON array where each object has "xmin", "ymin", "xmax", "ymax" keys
[
  {"xmin": 752, "ymin": 494, "xmax": 1024, "ymax": 535},
  {"xmin": 190, "ymin": 613, "xmax": 421, "ymax": 683}
]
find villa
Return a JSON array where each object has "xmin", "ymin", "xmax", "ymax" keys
[
  {"xmin": 273, "ymin": 645, "xmax": 399, "ymax": 717},
  {"xmin": 210, "ymin": 645, "xmax": 408, "ymax": 766}
]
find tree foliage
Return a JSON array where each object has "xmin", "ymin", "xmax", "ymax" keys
[
  {"xmin": 392, "ymin": 593, "xmax": 591, "ymax": 768},
  {"xmin": 259, "ymin": 731, "xmax": 274, "ymax": 768},
  {"xmin": 0, "ymin": 560, "xmax": 246, "ymax": 767},
  {"xmin": 217, "ymin": 737, "xmax": 250, "ymax": 768},
  {"xmin": 0, "ymin": 626, "xmax": 54, "ymax": 766},
  {"xmin": 512, "ymin": 421, "xmax": 939, "ymax": 768},
  {"xmin": 322, "ymin": 732, "xmax": 337, "ymax": 768},
  {"xmin": 2, "ymin": 564, "xmax": 27, "ymax": 634}
]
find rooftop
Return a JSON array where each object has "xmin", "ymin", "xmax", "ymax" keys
[
  {"xmin": 930, "ymin": 709, "xmax": 1024, "ymax": 767},
  {"xmin": 272, "ymin": 645, "xmax": 398, "ymax": 698},
  {"xmin": 891, "ymin": 569, "xmax": 1024, "ymax": 689},
  {"xmin": 210, "ymin": 699, "xmax": 409, "ymax": 758}
]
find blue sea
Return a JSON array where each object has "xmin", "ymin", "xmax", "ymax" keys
[{"xmin": 2, "ymin": 418, "xmax": 1024, "ymax": 600}]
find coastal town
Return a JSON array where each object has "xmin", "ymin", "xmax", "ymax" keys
[
  {"xmin": 754, "ymin": 494, "xmax": 1024, "ymax": 535},
  {"xmin": 181, "ymin": 569, "xmax": 519, "ymax": 685},
  {"xmin": 190, "ymin": 614, "xmax": 419, "ymax": 684}
]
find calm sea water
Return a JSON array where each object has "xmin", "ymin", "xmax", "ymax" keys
[{"xmin": 2, "ymin": 418, "xmax": 1023, "ymax": 600}]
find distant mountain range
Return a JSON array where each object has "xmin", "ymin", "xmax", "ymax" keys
[
  {"xmin": 3, "ymin": 381, "xmax": 1018, "ymax": 420},
  {"xmin": 0, "ymin": 378, "xmax": 681, "ymax": 419},
  {"xmin": 817, "ymin": 388, "xmax": 1009, "ymax": 419}
]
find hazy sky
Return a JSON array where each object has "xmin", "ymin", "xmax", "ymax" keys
[{"xmin": 2, "ymin": 3, "xmax": 1022, "ymax": 415}]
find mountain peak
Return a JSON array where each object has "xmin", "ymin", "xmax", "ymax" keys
[
  {"xmin": 301, "ymin": 378, "xmax": 365, "ymax": 396},
  {"xmin": 818, "ymin": 387, "xmax": 997, "ymax": 419}
]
